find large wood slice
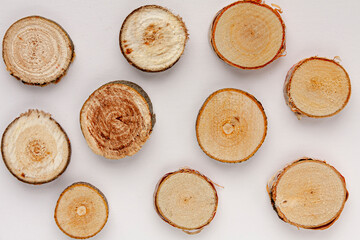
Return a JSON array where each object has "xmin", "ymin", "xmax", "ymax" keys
[
  {"xmin": 284, "ymin": 57, "xmax": 351, "ymax": 118},
  {"xmin": 2, "ymin": 16, "xmax": 74, "ymax": 86},
  {"xmin": 55, "ymin": 182, "xmax": 109, "ymax": 239},
  {"xmin": 120, "ymin": 5, "xmax": 188, "ymax": 72},
  {"xmin": 267, "ymin": 158, "xmax": 348, "ymax": 229},
  {"xmin": 154, "ymin": 168, "xmax": 218, "ymax": 233},
  {"xmin": 80, "ymin": 81, "xmax": 155, "ymax": 159},
  {"xmin": 210, "ymin": 0, "xmax": 285, "ymax": 69},
  {"xmin": 196, "ymin": 88, "xmax": 267, "ymax": 163},
  {"xmin": 1, "ymin": 110, "xmax": 70, "ymax": 184}
]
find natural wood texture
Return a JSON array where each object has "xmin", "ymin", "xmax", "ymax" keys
[
  {"xmin": 120, "ymin": 5, "xmax": 188, "ymax": 72},
  {"xmin": 210, "ymin": 0, "xmax": 285, "ymax": 69},
  {"xmin": 2, "ymin": 16, "xmax": 74, "ymax": 86},
  {"xmin": 196, "ymin": 88, "xmax": 267, "ymax": 163},
  {"xmin": 1, "ymin": 109, "xmax": 70, "ymax": 184},
  {"xmin": 80, "ymin": 81, "xmax": 155, "ymax": 159},
  {"xmin": 154, "ymin": 168, "xmax": 218, "ymax": 233},
  {"xmin": 55, "ymin": 182, "xmax": 109, "ymax": 239},
  {"xmin": 267, "ymin": 158, "xmax": 348, "ymax": 229},
  {"xmin": 284, "ymin": 57, "xmax": 351, "ymax": 118}
]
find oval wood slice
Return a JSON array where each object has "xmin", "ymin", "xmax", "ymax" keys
[
  {"xmin": 2, "ymin": 16, "xmax": 74, "ymax": 86},
  {"xmin": 55, "ymin": 182, "xmax": 109, "ymax": 239},
  {"xmin": 267, "ymin": 158, "xmax": 348, "ymax": 229},
  {"xmin": 154, "ymin": 168, "xmax": 218, "ymax": 233},
  {"xmin": 284, "ymin": 57, "xmax": 351, "ymax": 118},
  {"xmin": 80, "ymin": 81, "xmax": 155, "ymax": 159},
  {"xmin": 196, "ymin": 88, "xmax": 267, "ymax": 163},
  {"xmin": 120, "ymin": 5, "xmax": 188, "ymax": 72},
  {"xmin": 210, "ymin": 0, "xmax": 285, "ymax": 69},
  {"xmin": 1, "ymin": 109, "xmax": 70, "ymax": 184}
]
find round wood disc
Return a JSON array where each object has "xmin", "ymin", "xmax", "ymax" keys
[
  {"xmin": 1, "ymin": 109, "xmax": 70, "ymax": 184},
  {"xmin": 120, "ymin": 5, "xmax": 188, "ymax": 72},
  {"xmin": 196, "ymin": 88, "xmax": 267, "ymax": 163},
  {"xmin": 55, "ymin": 182, "xmax": 109, "ymax": 239},
  {"xmin": 2, "ymin": 16, "xmax": 74, "ymax": 86},
  {"xmin": 284, "ymin": 57, "xmax": 351, "ymax": 118},
  {"xmin": 267, "ymin": 158, "xmax": 348, "ymax": 229},
  {"xmin": 80, "ymin": 81, "xmax": 155, "ymax": 159},
  {"xmin": 155, "ymin": 168, "xmax": 218, "ymax": 232},
  {"xmin": 210, "ymin": 1, "xmax": 285, "ymax": 69}
]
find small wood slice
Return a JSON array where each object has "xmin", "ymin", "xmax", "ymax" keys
[
  {"xmin": 154, "ymin": 168, "xmax": 218, "ymax": 233},
  {"xmin": 1, "ymin": 109, "xmax": 70, "ymax": 184},
  {"xmin": 55, "ymin": 182, "xmax": 109, "ymax": 239},
  {"xmin": 2, "ymin": 16, "xmax": 74, "ymax": 86},
  {"xmin": 210, "ymin": 0, "xmax": 285, "ymax": 69},
  {"xmin": 267, "ymin": 158, "xmax": 348, "ymax": 229},
  {"xmin": 120, "ymin": 5, "xmax": 188, "ymax": 72},
  {"xmin": 80, "ymin": 81, "xmax": 155, "ymax": 159},
  {"xmin": 284, "ymin": 57, "xmax": 351, "ymax": 118},
  {"xmin": 196, "ymin": 88, "xmax": 267, "ymax": 163}
]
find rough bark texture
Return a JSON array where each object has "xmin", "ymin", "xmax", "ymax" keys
[
  {"xmin": 54, "ymin": 182, "xmax": 109, "ymax": 239},
  {"xmin": 196, "ymin": 88, "xmax": 267, "ymax": 163},
  {"xmin": 267, "ymin": 158, "xmax": 348, "ymax": 230},
  {"xmin": 80, "ymin": 81, "xmax": 155, "ymax": 159},
  {"xmin": 2, "ymin": 16, "xmax": 74, "ymax": 86},
  {"xmin": 1, "ymin": 109, "xmax": 71, "ymax": 184},
  {"xmin": 154, "ymin": 168, "xmax": 218, "ymax": 233},
  {"xmin": 284, "ymin": 57, "xmax": 351, "ymax": 119},
  {"xmin": 120, "ymin": 5, "xmax": 188, "ymax": 72},
  {"xmin": 210, "ymin": 0, "xmax": 286, "ymax": 69}
]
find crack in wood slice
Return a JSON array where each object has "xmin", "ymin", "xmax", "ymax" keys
[
  {"xmin": 120, "ymin": 5, "xmax": 188, "ymax": 72},
  {"xmin": 284, "ymin": 57, "xmax": 351, "ymax": 118},
  {"xmin": 154, "ymin": 168, "xmax": 218, "ymax": 233},
  {"xmin": 1, "ymin": 109, "xmax": 70, "ymax": 184},
  {"xmin": 2, "ymin": 16, "xmax": 74, "ymax": 86},
  {"xmin": 80, "ymin": 81, "xmax": 155, "ymax": 159},
  {"xmin": 210, "ymin": 1, "xmax": 285, "ymax": 69},
  {"xmin": 196, "ymin": 88, "xmax": 267, "ymax": 163},
  {"xmin": 55, "ymin": 182, "xmax": 109, "ymax": 239},
  {"xmin": 267, "ymin": 158, "xmax": 348, "ymax": 229}
]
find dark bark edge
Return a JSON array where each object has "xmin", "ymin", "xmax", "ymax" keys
[
  {"xmin": 2, "ymin": 15, "xmax": 75, "ymax": 86},
  {"xmin": 54, "ymin": 181, "xmax": 109, "ymax": 239},
  {"xmin": 1, "ymin": 109, "xmax": 71, "ymax": 185},
  {"xmin": 119, "ymin": 5, "xmax": 188, "ymax": 73}
]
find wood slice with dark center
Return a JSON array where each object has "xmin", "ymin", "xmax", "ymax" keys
[
  {"xmin": 80, "ymin": 81, "xmax": 155, "ymax": 159},
  {"xmin": 120, "ymin": 5, "xmax": 188, "ymax": 72}
]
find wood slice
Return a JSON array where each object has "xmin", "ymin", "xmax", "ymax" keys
[
  {"xmin": 120, "ymin": 5, "xmax": 188, "ymax": 72},
  {"xmin": 55, "ymin": 182, "xmax": 109, "ymax": 239},
  {"xmin": 196, "ymin": 88, "xmax": 267, "ymax": 163},
  {"xmin": 267, "ymin": 158, "xmax": 348, "ymax": 229},
  {"xmin": 154, "ymin": 168, "xmax": 218, "ymax": 233},
  {"xmin": 80, "ymin": 81, "xmax": 155, "ymax": 159},
  {"xmin": 284, "ymin": 57, "xmax": 351, "ymax": 118},
  {"xmin": 210, "ymin": 0, "xmax": 285, "ymax": 69},
  {"xmin": 1, "ymin": 109, "xmax": 70, "ymax": 184},
  {"xmin": 2, "ymin": 16, "xmax": 74, "ymax": 86}
]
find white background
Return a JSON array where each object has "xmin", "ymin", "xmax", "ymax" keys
[{"xmin": 0, "ymin": 0, "xmax": 359, "ymax": 239}]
